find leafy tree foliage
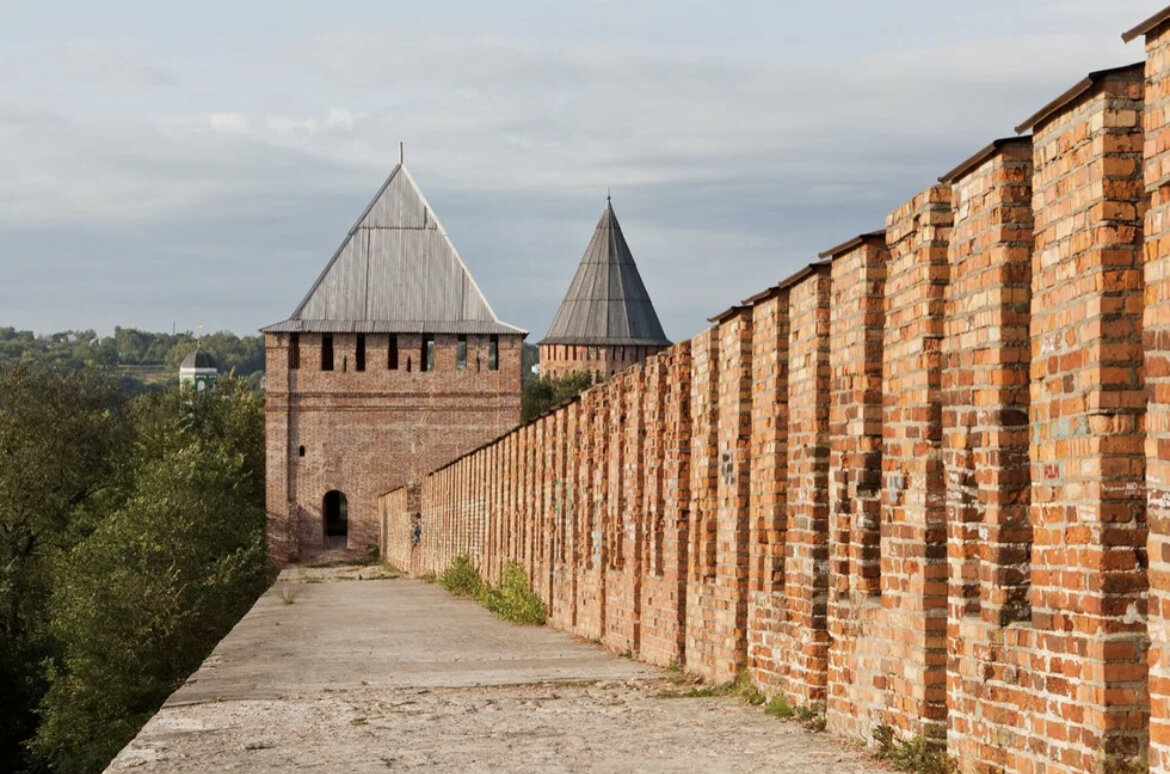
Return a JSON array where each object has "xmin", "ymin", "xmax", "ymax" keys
[
  {"xmin": 0, "ymin": 365, "xmax": 128, "ymax": 774},
  {"xmin": 520, "ymin": 370, "xmax": 595, "ymax": 423},
  {"xmin": 0, "ymin": 364, "xmax": 271, "ymax": 774}
]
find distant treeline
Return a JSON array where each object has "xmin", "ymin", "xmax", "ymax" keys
[{"xmin": 0, "ymin": 327, "xmax": 265, "ymax": 391}]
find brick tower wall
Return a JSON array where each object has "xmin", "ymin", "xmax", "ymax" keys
[
  {"xmin": 539, "ymin": 342, "xmax": 669, "ymax": 382},
  {"xmin": 264, "ymin": 331, "xmax": 522, "ymax": 564}
]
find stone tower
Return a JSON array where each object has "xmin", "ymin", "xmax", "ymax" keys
[
  {"xmin": 538, "ymin": 198, "xmax": 671, "ymax": 380},
  {"xmin": 262, "ymin": 161, "xmax": 526, "ymax": 564}
]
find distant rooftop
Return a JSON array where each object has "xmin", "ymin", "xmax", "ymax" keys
[
  {"xmin": 263, "ymin": 162, "xmax": 525, "ymax": 337},
  {"xmin": 180, "ymin": 348, "xmax": 217, "ymax": 370},
  {"xmin": 539, "ymin": 199, "xmax": 670, "ymax": 348}
]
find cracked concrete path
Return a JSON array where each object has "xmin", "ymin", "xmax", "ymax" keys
[{"xmin": 105, "ymin": 565, "xmax": 886, "ymax": 773}]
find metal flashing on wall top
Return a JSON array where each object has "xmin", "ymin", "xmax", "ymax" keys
[
  {"xmin": 775, "ymin": 259, "xmax": 832, "ymax": 294},
  {"xmin": 816, "ymin": 230, "xmax": 887, "ymax": 260},
  {"xmin": 1122, "ymin": 5, "xmax": 1170, "ymax": 42},
  {"xmin": 741, "ymin": 285, "xmax": 783, "ymax": 307},
  {"xmin": 938, "ymin": 137, "xmax": 1033, "ymax": 185},
  {"xmin": 707, "ymin": 305, "xmax": 750, "ymax": 324},
  {"xmin": 1014, "ymin": 62, "xmax": 1145, "ymax": 134}
]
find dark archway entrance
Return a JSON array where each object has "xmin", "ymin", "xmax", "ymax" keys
[{"xmin": 323, "ymin": 490, "xmax": 348, "ymax": 539}]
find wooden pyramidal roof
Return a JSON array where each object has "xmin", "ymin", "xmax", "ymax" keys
[
  {"xmin": 263, "ymin": 161, "xmax": 525, "ymax": 336},
  {"xmin": 539, "ymin": 198, "xmax": 671, "ymax": 347}
]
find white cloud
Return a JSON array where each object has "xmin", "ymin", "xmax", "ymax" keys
[
  {"xmin": 0, "ymin": 1, "xmax": 1156, "ymax": 336},
  {"xmin": 325, "ymin": 108, "xmax": 355, "ymax": 130},
  {"xmin": 209, "ymin": 112, "xmax": 249, "ymax": 132}
]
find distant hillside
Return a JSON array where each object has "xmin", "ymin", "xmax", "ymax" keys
[
  {"xmin": 0, "ymin": 327, "xmax": 264, "ymax": 392},
  {"xmin": 1, "ymin": 327, "xmax": 539, "ymax": 391}
]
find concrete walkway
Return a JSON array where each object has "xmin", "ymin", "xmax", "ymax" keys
[{"xmin": 105, "ymin": 565, "xmax": 886, "ymax": 773}]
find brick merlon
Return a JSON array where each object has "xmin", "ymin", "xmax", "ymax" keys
[
  {"xmin": 816, "ymin": 230, "xmax": 887, "ymax": 259},
  {"xmin": 1014, "ymin": 62, "xmax": 1145, "ymax": 134},
  {"xmin": 938, "ymin": 137, "xmax": 1033, "ymax": 184},
  {"xmin": 1122, "ymin": 5, "xmax": 1170, "ymax": 42},
  {"xmin": 733, "ymin": 258, "xmax": 836, "ymax": 313}
]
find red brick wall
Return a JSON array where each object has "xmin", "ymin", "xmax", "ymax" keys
[
  {"xmin": 265, "ymin": 331, "xmax": 522, "ymax": 563},
  {"xmin": 684, "ymin": 326, "xmax": 724, "ymax": 678},
  {"xmin": 1145, "ymin": 22, "xmax": 1170, "ymax": 771},
  {"xmin": 825, "ymin": 236, "xmax": 888, "ymax": 738},
  {"xmin": 778, "ymin": 269, "xmax": 833, "ymax": 703},
  {"xmin": 747, "ymin": 291, "xmax": 790, "ymax": 691},
  {"xmin": 942, "ymin": 138, "xmax": 1035, "ymax": 772},
  {"xmin": 639, "ymin": 344, "xmax": 692, "ymax": 667},
  {"xmin": 373, "ymin": 17, "xmax": 1170, "ymax": 772},
  {"xmin": 1028, "ymin": 64, "xmax": 1148, "ymax": 771}
]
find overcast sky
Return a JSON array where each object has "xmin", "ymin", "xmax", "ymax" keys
[{"xmin": 0, "ymin": 0, "xmax": 1159, "ymax": 342}]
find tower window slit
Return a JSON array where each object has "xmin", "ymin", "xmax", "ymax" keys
[
  {"xmin": 422, "ymin": 334, "xmax": 435, "ymax": 372},
  {"xmin": 321, "ymin": 334, "xmax": 334, "ymax": 371}
]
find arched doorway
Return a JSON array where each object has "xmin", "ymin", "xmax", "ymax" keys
[{"xmin": 323, "ymin": 490, "xmax": 348, "ymax": 540}]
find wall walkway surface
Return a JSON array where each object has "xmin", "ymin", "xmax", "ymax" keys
[{"xmin": 380, "ymin": 10, "xmax": 1170, "ymax": 773}]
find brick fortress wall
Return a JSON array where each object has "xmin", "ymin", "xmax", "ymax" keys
[{"xmin": 375, "ymin": 13, "xmax": 1170, "ymax": 774}]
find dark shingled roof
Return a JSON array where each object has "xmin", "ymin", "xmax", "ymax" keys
[
  {"xmin": 180, "ymin": 349, "xmax": 217, "ymax": 369},
  {"xmin": 538, "ymin": 200, "xmax": 671, "ymax": 347},
  {"xmin": 262, "ymin": 163, "xmax": 525, "ymax": 336}
]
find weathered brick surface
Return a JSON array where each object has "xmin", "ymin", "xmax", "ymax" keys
[
  {"xmin": 776, "ymin": 268, "xmax": 833, "ymax": 704},
  {"xmin": 684, "ymin": 326, "xmax": 723, "ymax": 678},
  {"xmin": 825, "ymin": 235, "xmax": 888, "ymax": 738},
  {"xmin": 372, "ymin": 13, "xmax": 1170, "ymax": 772},
  {"xmin": 1027, "ymin": 65, "xmax": 1149, "ymax": 772},
  {"xmin": 881, "ymin": 186, "xmax": 953, "ymax": 740},
  {"xmin": 941, "ymin": 138, "xmax": 1036, "ymax": 773},
  {"xmin": 604, "ymin": 367, "xmax": 642, "ymax": 655},
  {"xmin": 1146, "ymin": 23, "xmax": 1170, "ymax": 772},
  {"xmin": 747, "ymin": 291, "xmax": 791, "ymax": 691},
  {"xmin": 640, "ymin": 344, "xmax": 692, "ymax": 667}
]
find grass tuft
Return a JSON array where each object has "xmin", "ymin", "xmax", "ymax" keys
[
  {"xmin": 278, "ymin": 583, "xmax": 300, "ymax": 605},
  {"xmin": 764, "ymin": 694, "xmax": 794, "ymax": 718},
  {"xmin": 872, "ymin": 724, "xmax": 955, "ymax": 773},
  {"xmin": 438, "ymin": 555, "xmax": 483, "ymax": 598},
  {"xmin": 479, "ymin": 563, "xmax": 548, "ymax": 625}
]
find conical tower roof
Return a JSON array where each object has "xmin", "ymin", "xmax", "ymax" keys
[
  {"xmin": 263, "ymin": 163, "xmax": 525, "ymax": 336},
  {"xmin": 539, "ymin": 199, "xmax": 670, "ymax": 347}
]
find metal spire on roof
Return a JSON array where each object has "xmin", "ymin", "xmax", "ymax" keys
[{"xmin": 398, "ymin": 141, "xmax": 404, "ymax": 165}]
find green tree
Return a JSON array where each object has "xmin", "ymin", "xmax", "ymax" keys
[
  {"xmin": 31, "ymin": 379, "xmax": 271, "ymax": 774},
  {"xmin": 521, "ymin": 370, "xmax": 594, "ymax": 422},
  {"xmin": 0, "ymin": 365, "xmax": 127, "ymax": 774}
]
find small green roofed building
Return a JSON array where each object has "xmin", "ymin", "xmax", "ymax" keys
[{"xmin": 179, "ymin": 349, "xmax": 218, "ymax": 392}]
